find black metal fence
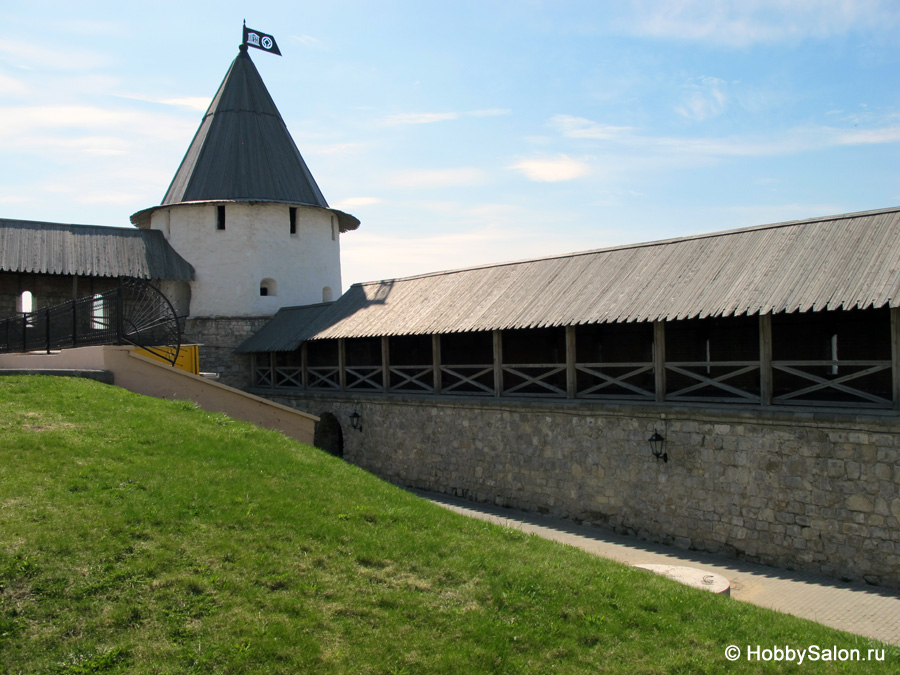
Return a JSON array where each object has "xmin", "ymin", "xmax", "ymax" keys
[{"xmin": 0, "ymin": 279, "xmax": 181, "ymax": 365}]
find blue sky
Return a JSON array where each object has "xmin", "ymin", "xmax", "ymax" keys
[{"xmin": 2, "ymin": 1, "xmax": 900, "ymax": 289}]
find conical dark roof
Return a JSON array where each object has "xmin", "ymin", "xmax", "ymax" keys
[{"xmin": 161, "ymin": 46, "xmax": 328, "ymax": 208}]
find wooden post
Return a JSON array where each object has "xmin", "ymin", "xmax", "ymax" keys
[
  {"xmin": 892, "ymin": 308, "xmax": 900, "ymax": 411},
  {"xmin": 72, "ymin": 294, "xmax": 78, "ymax": 346},
  {"xmin": 338, "ymin": 338, "xmax": 347, "ymax": 391},
  {"xmin": 566, "ymin": 325, "xmax": 576, "ymax": 399},
  {"xmin": 759, "ymin": 313, "xmax": 773, "ymax": 406},
  {"xmin": 381, "ymin": 336, "xmax": 390, "ymax": 393},
  {"xmin": 301, "ymin": 342, "xmax": 309, "ymax": 390},
  {"xmin": 432, "ymin": 334, "xmax": 442, "ymax": 394},
  {"xmin": 493, "ymin": 329, "xmax": 503, "ymax": 397},
  {"xmin": 653, "ymin": 320, "xmax": 666, "ymax": 403}
]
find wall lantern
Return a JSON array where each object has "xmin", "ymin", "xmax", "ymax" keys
[
  {"xmin": 648, "ymin": 432, "xmax": 667, "ymax": 463},
  {"xmin": 349, "ymin": 411, "xmax": 363, "ymax": 432}
]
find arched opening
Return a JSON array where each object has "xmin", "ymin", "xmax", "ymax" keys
[
  {"xmin": 322, "ymin": 286, "xmax": 334, "ymax": 302},
  {"xmin": 313, "ymin": 412, "xmax": 344, "ymax": 457},
  {"xmin": 260, "ymin": 278, "xmax": 277, "ymax": 297},
  {"xmin": 17, "ymin": 290, "xmax": 33, "ymax": 314}
]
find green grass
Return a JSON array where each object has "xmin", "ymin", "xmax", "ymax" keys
[{"xmin": 0, "ymin": 375, "xmax": 897, "ymax": 674}]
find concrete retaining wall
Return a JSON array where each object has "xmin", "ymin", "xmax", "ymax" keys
[{"xmin": 265, "ymin": 391, "xmax": 900, "ymax": 588}]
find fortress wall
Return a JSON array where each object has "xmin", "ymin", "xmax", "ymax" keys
[{"xmin": 267, "ymin": 391, "xmax": 900, "ymax": 589}]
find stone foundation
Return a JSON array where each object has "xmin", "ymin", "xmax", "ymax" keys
[
  {"xmin": 262, "ymin": 390, "xmax": 900, "ymax": 589},
  {"xmin": 184, "ymin": 317, "xmax": 270, "ymax": 387}
]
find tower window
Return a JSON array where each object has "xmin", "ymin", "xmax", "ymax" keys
[
  {"xmin": 289, "ymin": 207, "xmax": 297, "ymax": 235},
  {"xmin": 217, "ymin": 205, "xmax": 226, "ymax": 230},
  {"xmin": 260, "ymin": 278, "xmax": 277, "ymax": 297}
]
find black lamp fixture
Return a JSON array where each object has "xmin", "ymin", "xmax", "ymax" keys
[
  {"xmin": 349, "ymin": 411, "xmax": 362, "ymax": 432},
  {"xmin": 648, "ymin": 431, "xmax": 667, "ymax": 463}
]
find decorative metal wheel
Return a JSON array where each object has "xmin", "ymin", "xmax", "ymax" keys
[{"xmin": 118, "ymin": 278, "xmax": 182, "ymax": 366}]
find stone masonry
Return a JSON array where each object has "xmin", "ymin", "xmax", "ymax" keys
[
  {"xmin": 184, "ymin": 317, "xmax": 270, "ymax": 387},
  {"xmin": 265, "ymin": 391, "xmax": 900, "ymax": 589}
]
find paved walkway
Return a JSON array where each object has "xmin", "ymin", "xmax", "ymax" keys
[{"xmin": 413, "ymin": 490, "xmax": 900, "ymax": 646}]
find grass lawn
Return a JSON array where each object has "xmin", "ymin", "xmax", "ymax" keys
[{"xmin": 0, "ymin": 375, "xmax": 897, "ymax": 673}]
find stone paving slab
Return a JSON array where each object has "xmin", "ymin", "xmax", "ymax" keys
[{"xmin": 413, "ymin": 489, "xmax": 900, "ymax": 646}]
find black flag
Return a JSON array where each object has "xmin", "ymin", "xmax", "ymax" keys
[{"xmin": 243, "ymin": 24, "xmax": 282, "ymax": 56}]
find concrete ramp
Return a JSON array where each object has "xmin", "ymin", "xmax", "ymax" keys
[{"xmin": 0, "ymin": 346, "xmax": 316, "ymax": 445}]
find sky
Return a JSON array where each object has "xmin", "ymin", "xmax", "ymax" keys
[{"xmin": 2, "ymin": 1, "xmax": 900, "ymax": 290}]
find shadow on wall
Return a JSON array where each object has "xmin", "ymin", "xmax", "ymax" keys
[{"xmin": 314, "ymin": 412, "xmax": 344, "ymax": 457}]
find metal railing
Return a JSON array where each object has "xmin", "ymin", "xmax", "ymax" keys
[{"xmin": 0, "ymin": 279, "xmax": 182, "ymax": 365}]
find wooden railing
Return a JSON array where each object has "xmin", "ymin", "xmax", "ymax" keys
[
  {"xmin": 440, "ymin": 364, "xmax": 494, "ymax": 395},
  {"xmin": 502, "ymin": 363, "xmax": 566, "ymax": 397},
  {"xmin": 773, "ymin": 360, "xmax": 892, "ymax": 408},
  {"xmin": 389, "ymin": 365, "xmax": 435, "ymax": 393},
  {"xmin": 665, "ymin": 361, "xmax": 761, "ymax": 403},
  {"xmin": 248, "ymin": 316, "xmax": 900, "ymax": 411},
  {"xmin": 575, "ymin": 362, "xmax": 654, "ymax": 400}
]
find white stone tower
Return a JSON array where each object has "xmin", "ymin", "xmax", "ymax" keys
[{"xmin": 130, "ymin": 44, "xmax": 359, "ymax": 319}]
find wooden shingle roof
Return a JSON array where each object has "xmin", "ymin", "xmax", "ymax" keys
[
  {"xmin": 131, "ymin": 46, "xmax": 359, "ymax": 233},
  {"xmin": 240, "ymin": 206, "xmax": 900, "ymax": 351},
  {"xmin": 0, "ymin": 219, "xmax": 195, "ymax": 280},
  {"xmin": 163, "ymin": 46, "xmax": 326, "ymax": 208}
]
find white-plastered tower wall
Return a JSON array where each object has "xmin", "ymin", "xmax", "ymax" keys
[{"xmin": 143, "ymin": 201, "xmax": 342, "ymax": 318}]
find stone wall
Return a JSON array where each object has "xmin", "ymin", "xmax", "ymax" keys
[
  {"xmin": 184, "ymin": 317, "xmax": 270, "ymax": 387},
  {"xmin": 264, "ymin": 390, "xmax": 900, "ymax": 588}
]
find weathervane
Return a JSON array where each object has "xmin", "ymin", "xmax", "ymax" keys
[{"xmin": 242, "ymin": 19, "xmax": 282, "ymax": 56}]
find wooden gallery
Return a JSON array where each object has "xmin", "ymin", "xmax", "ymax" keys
[{"xmin": 241, "ymin": 207, "xmax": 900, "ymax": 589}]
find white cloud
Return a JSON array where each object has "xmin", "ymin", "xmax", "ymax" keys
[
  {"xmin": 624, "ymin": 0, "xmax": 900, "ymax": 47},
  {"xmin": 0, "ymin": 72, "xmax": 29, "ymax": 97},
  {"xmin": 76, "ymin": 191, "xmax": 144, "ymax": 205},
  {"xmin": 833, "ymin": 126, "xmax": 900, "ymax": 145},
  {"xmin": 0, "ymin": 104, "xmax": 196, "ymax": 149},
  {"xmin": 390, "ymin": 168, "xmax": 487, "ymax": 188},
  {"xmin": 676, "ymin": 76, "xmax": 729, "ymax": 121},
  {"xmin": 340, "ymin": 206, "xmax": 608, "ymax": 287},
  {"xmin": 0, "ymin": 39, "xmax": 108, "ymax": 71},
  {"xmin": 551, "ymin": 113, "xmax": 900, "ymax": 160},
  {"xmin": 333, "ymin": 196, "xmax": 383, "ymax": 209},
  {"xmin": 384, "ymin": 112, "xmax": 460, "ymax": 125},
  {"xmin": 551, "ymin": 115, "xmax": 637, "ymax": 140},
  {"xmin": 383, "ymin": 109, "xmax": 511, "ymax": 125},
  {"xmin": 22, "ymin": 135, "xmax": 130, "ymax": 156},
  {"xmin": 0, "ymin": 194, "xmax": 31, "ymax": 205},
  {"xmin": 291, "ymin": 34, "xmax": 324, "ymax": 48},
  {"xmin": 469, "ymin": 108, "xmax": 512, "ymax": 117},
  {"xmin": 309, "ymin": 142, "xmax": 367, "ymax": 155},
  {"xmin": 508, "ymin": 155, "xmax": 591, "ymax": 182},
  {"xmin": 115, "ymin": 93, "xmax": 211, "ymax": 112}
]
